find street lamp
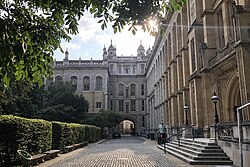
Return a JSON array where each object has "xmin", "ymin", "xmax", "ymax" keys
[
  {"xmin": 161, "ymin": 120, "xmax": 164, "ymax": 128},
  {"xmin": 211, "ymin": 92, "xmax": 219, "ymax": 124},
  {"xmin": 211, "ymin": 92, "xmax": 219, "ymax": 143},
  {"xmin": 147, "ymin": 124, "xmax": 150, "ymax": 139},
  {"xmin": 184, "ymin": 104, "xmax": 189, "ymax": 125}
]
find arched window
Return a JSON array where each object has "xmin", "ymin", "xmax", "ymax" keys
[
  {"xmin": 118, "ymin": 83, "xmax": 124, "ymax": 96},
  {"xmin": 55, "ymin": 75, "xmax": 63, "ymax": 83},
  {"xmin": 83, "ymin": 76, "xmax": 90, "ymax": 91},
  {"xmin": 96, "ymin": 76, "xmax": 102, "ymax": 91},
  {"xmin": 130, "ymin": 83, "xmax": 136, "ymax": 96},
  {"xmin": 70, "ymin": 76, "xmax": 77, "ymax": 91}
]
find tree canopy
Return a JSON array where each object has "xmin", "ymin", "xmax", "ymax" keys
[
  {"xmin": 86, "ymin": 109, "xmax": 122, "ymax": 129},
  {"xmin": 0, "ymin": 81, "xmax": 89, "ymax": 123},
  {"xmin": 0, "ymin": 0, "xmax": 186, "ymax": 87}
]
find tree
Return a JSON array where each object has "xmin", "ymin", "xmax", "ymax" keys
[
  {"xmin": 0, "ymin": 0, "xmax": 186, "ymax": 87},
  {"xmin": 86, "ymin": 109, "xmax": 122, "ymax": 129},
  {"xmin": 47, "ymin": 81, "xmax": 89, "ymax": 118}
]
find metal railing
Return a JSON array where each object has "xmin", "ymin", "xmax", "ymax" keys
[{"xmin": 162, "ymin": 125, "xmax": 194, "ymax": 154}]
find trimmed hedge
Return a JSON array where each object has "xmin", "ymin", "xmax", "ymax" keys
[
  {"xmin": 0, "ymin": 115, "xmax": 101, "ymax": 166},
  {"xmin": 85, "ymin": 125, "xmax": 101, "ymax": 143},
  {"xmin": 52, "ymin": 122, "xmax": 85, "ymax": 149},
  {"xmin": 0, "ymin": 115, "xmax": 52, "ymax": 166},
  {"xmin": 52, "ymin": 122, "xmax": 101, "ymax": 149}
]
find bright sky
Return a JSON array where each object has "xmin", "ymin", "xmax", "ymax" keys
[{"xmin": 53, "ymin": 13, "xmax": 155, "ymax": 61}]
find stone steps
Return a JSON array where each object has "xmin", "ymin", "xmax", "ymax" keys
[{"xmin": 158, "ymin": 138, "xmax": 233, "ymax": 165}]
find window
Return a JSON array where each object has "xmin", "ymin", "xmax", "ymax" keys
[
  {"xmin": 125, "ymin": 86, "xmax": 129, "ymax": 98},
  {"xmin": 217, "ymin": 10, "xmax": 225, "ymax": 48},
  {"xmin": 141, "ymin": 84, "xmax": 145, "ymax": 96},
  {"xmin": 55, "ymin": 75, "xmax": 63, "ymax": 83},
  {"xmin": 125, "ymin": 102, "xmax": 129, "ymax": 113},
  {"xmin": 109, "ymin": 64, "xmax": 114, "ymax": 74},
  {"xmin": 130, "ymin": 83, "xmax": 136, "ymax": 96},
  {"xmin": 119, "ymin": 100, "xmax": 124, "ymax": 111},
  {"xmin": 110, "ymin": 100, "xmax": 113, "ymax": 111},
  {"xmin": 83, "ymin": 76, "xmax": 90, "ymax": 91},
  {"xmin": 131, "ymin": 100, "xmax": 135, "ymax": 111},
  {"xmin": 190, "ymin": 38, "xmax": 196, "ymax": 72},
  {"xmin": 110, "ymin": 84, "xmax": 114, "ymax": 96},
  {"xmin": 140, "ymin": 64, "xmax": 145, "ymax": 74},
  {"xmin": 142, "ymin": 116, "xmax": 145, "ymax": 127},
  {"xmin": 96, "ymin": 102, "xmax": 102, "ymax": 108},
  {"xmin": 118, "ymin": 83, "xmax": 124, "ymax": 96},
  {"xmin": 118, "ymin": 65, "xmax": 122, "ymax": 74},
  {"xmin": 189, "ymin": 0, "xmax": 196, "ymax": 23},
  {"xmin": 124, "ymin": 65, "xmax": 130, "ymax": 74},
  {"xmin": 132, "ymin": 65, "xmax": 136, "ymax": 74},
  {"xmin": 95, "ymin": 76, "xmax": 102, "ymax": 90},
  {"xmin": 142, "ymin": 100, "xmax": 145, "ymax": 111},
  {"xmin": 70, "ymin": 76, "xmax": 77, "ymax": 91}
]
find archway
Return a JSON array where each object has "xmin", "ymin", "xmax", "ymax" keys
[
  {"xmin": 224, "ymin": 74, "xmax": 241, "ymax": 122},
  {"xmin": 119, "ymin": 118, "xmax": 136, "ymax": 136}
]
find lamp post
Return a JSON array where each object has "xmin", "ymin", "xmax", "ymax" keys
[
  {"xmin": 211, "ymin": 92, "xmax": 219, "ymax": 143},
  {"xmin": 147, "ymin": 124, "xmax": 150, "ymax": 139},
  {"xmin": 184, "ymin": 104, "xmax": 189, "ymax": 125}
]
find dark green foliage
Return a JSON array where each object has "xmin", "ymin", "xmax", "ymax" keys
[
  {"xmin": 0, "ymin": 81, "xmax": 35, "ymax": 116},
  {"xmin": 0, "ymin": 81, "xmax": 89, "ymax": 123},
  {"xmin": 0, "ymin": 115, "xmax": 52, "ymax": 166},
  {"xmin": 33, "ymin": 82, "xmax": 89, "ymax": 123},
  {"xmin": 52, "ymin": 122, "xmax": 85, "ymax": 149},
  {"xmin": 52, "ymin": 122, "xmax": 100, "ymax": 149},
  {"xmin": 0, "ymin": 0, "xmax": 186, "ymax": 87},
  {"xmin": 47, "ymin": 82, "xmax": 89, "ymax": 117},
  {"xmin": 87, "ymin": 109, "xmax": 122, "ymax": 129}
]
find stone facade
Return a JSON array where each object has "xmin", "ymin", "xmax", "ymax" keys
[
  {"xmin": 49, "ymin": 42, "xmax": 149, "ymax": 134},
  {"xmin": 146, "ymin": 0, "xmax": 250, "ymax": 166}
]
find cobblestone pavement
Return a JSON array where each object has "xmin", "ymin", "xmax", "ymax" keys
[
  {"xmin": 39, "ymin": 136, "xmax": 180, "ymax": 167},
  {"xmin": 37, "ymin": 136, "xmax": 233, "ymax": 167}
]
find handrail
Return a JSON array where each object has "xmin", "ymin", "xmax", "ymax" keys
[
  {"xmin": 162, "ymin": 124, "xmax": 195, "ymax": 154},
  {"xmin": 165, "ymin": 124, "xmax": 194, "ymax": 142}
]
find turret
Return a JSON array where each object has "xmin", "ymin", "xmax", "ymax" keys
[
  {"xmin": 137, "ymin": 41, "xmax": 145, "ymax": 59},
  {"xmin": 107, "ymin": 40, "xmax": 117, "ymax": 59},
  {"xmin": 64, "ymin": 48, "xmax": 69, "ymax": 61},
  {"xmin": 103, "ymin": 45, "xmax": 108, "ymax": 61}
]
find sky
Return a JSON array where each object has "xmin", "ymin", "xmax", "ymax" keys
[{"xmin": 53, "ymin": 13, "xmax": 156, "ymax": 61}]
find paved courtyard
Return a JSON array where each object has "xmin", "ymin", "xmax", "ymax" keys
[
  {"xmin": 37, "ymin": 136, "xmax": 232, "ymax": 167},
  {"xmin": 37, "ymin": 136, "xmax": 182, "ymax": 167}
]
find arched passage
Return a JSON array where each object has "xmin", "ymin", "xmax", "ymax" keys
[
  {"xmin": 118, "ymin": 117, "xmax": 137, "ymax": 135},
  {"xmin": 224, "ymin": 74, "xmax": 241, "ymax": 122}
]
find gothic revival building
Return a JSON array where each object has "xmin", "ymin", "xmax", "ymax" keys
[
  {"xmin": 49, "ymin": 0, "xmax": 250, "ymax": 165},
  {"xmin": 50, "ymin": 41, "xmax": 150, "ymax": 134},
  {"xmin": 146, "ymin": 0, "xmax": 250, "ymax": 166}
]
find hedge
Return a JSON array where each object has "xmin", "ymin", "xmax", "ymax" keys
[
  {"xmin": 0, "ymin": 115, "xmax": 52, "ymax": 166},
  {"xmin": 52, "ymin": 122, "xmax": 101, "ymax": 149},
  {"xmin": 52, "ymin": 122, "xmax": 85, "ymax": 149},
  {"xmin": 85, "ymin": 125, "xmax": 101, "ymax": 143},
  {"xmin": 0, "ymin": 115, "xmax": 101, "ymax": 166}
]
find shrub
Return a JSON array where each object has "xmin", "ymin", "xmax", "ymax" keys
[
  {"xmin": 85, "ymin": 125, "xmax": 101, "ymax": 143},
  {"xmin": 52, "ymin": 122, "xmax": 86, "ymax": 149},
  {"xmin": 0, "ymin": 115, "xmax": 52, "ymax": 166}
]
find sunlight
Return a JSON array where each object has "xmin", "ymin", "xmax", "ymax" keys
[{"xmin": 148, "ymin": 18, "xmax": 159, "ymax": 31}]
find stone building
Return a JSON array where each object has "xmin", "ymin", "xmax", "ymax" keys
[
  {"xmin": 49, "ymin": 42, "xmax": 149, "ymax": 134},
  {"xmin": 146, "ymin": 0, "xmax": 250, "ymax": 166}
]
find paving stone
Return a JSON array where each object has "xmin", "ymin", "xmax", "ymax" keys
[{"xmin": 48, "ymin": 136, "xmax": 179, "ymax": 167}]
